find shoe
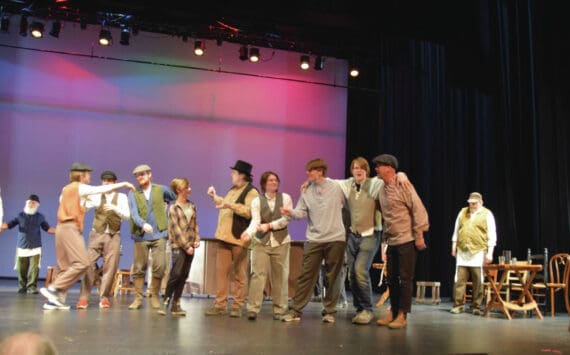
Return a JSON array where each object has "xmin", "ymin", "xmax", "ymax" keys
[
  {"xmin": 388, "ymin": 311, "xmax": 407, "ymax": 329},
  {"xmin": 322, "ymin": 314, "xmax": 336, "ymax": 323},
  {"xmin": 352, "ymin": 310, "xmax": 374, "ymax": 325},
  {"xmin": 450, "ymin": 306, "xmax": 465, "ymax": 314},
  {"xmin": 311, "ymin": 296, "xmax": 322, "ymax": 302},
  {"xmin": 171, "ymin": 302, "xmax": 186, "ymax": 317},
  {"xmin": 205, "ymin": 307, "xmax": 228, "ymax": 316},
  {"xmin": 472, "ymin": 308, "xmax": 482, "ymax": 316},
  {"xmin": 43, "ymin": 302, "xmax": 71, "ymax": 310},
  {"xmin": 99, "ymin": 299, "xmax": 111, "ymax": 309},
  {"xmin": 76, "ymin": 299, "xmax": 88, "ymax": 309},
  {"xmin": 230, "ymin": 308, "xmax": 242, "ymax": 318},
  {"xmin": 281, "ymin": 311, "xmax": 301, "ymax": 322},
  {"xmin": 273, "ymin": 313, "xmax": 284, "ymax": 321},
  {"xmin": 337, "ymin": 301, "xmax": 348, "ymax": 308},
  {"xmin": 377, "ymin": 312, "xmax": 394, "ymax": 326},
  {"xmin": 247, "ymin": 311, "xmax": 257, "ymax": 320},
  {"xmin": 40, "ymin": 287, "xmax": 65, "ymax": 307},
  {"xmin": 27, "ymin": 287, "xmax": 39, "ymax": 294},
  {"xmin": 18, "ymin": 288, "xmax": 27, "ymax": 294}
]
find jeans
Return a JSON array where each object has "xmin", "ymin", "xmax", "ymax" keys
[{"xmin": 347, "ymin": 231, "xmax": 381, "ymax": 312}]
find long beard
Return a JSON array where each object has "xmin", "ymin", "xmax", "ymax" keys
[{"xmin": 24, "ymin": 204, "xmax": 38, "ymax": 215}]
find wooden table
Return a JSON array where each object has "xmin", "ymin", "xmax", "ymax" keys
[{"xmin": 483, "ymin": 263, "xmax": 544, "ymax": 320}]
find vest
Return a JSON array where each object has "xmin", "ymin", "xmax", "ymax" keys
[
  {"xmin": 130, "ymin": 185, "xmax": 168, "ymax": 235},
  {"xmin": 231, "ymin": 183, "xmax": 256, "ymax": 239},
  {"xmin": 92, "ymin": 192, "xmax": 121, "ymax": 234},
  {"xmin": 348, "ymin": 179, "xmax": 376, "ymax": 234},
  {"xmin": 256, "ymin": 193, "xmax": 288, "ymax": 243},
  {"xmin": 57, "ymin": 181, "xmax": 86, "ymax": 232},
  {"xmin": 457, "ymin": 207, "xmax": 490, "ymax": 253}
]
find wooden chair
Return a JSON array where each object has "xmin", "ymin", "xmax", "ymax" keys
[
  {"xmin": 545, "ymin": 253, "xmax": 570, "ymax": 316},
  {"xmin": 527, "ymin": 248, "xmax": 549, "ymax": 313},
  {"xmin": 465, "ymin": 267, "xmax": 497, "ymax": 306},
  {"xmin": 507, "ymin": 260, "xmax": 530, "ymax": 302},
  {"xmin": 112, "ymin": 268, "xmax": 135, "ymax": 296}
]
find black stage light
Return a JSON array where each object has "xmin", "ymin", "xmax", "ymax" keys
[
  {"xmin": 49, "ymin": 20, "xmax": 61, "ymax": 38},
  {"xmin": 120, "ymin": 27, "xmax": 130, "ymax": 45},
  {"xmin": 239, "ymin": 45, "xmax": 248, "ymax": 61},
  {"xmin": 1, "ymin": 15, "xmax": 10, "ymax": 33},
  {"xmin": 314, "ymin": 56, "xmax": 324, "ymax": 71},
  {"xmin": 300, "ymin": 55, "xmax": 310, "ymax": 70},
  {"xmin": 98, "ymin": 28, "xmax": 112, "ymax": 46},
  {"xmin": 19, "ymin": 15, "xmax": 28, "ymax": 36},
  {"xmin": 249, "ymin": 47, "xmax": 260, "ymax": 62},
  {"xmin": 194, "ymin": 40, "xmax": 205, "ymax": 56},
  {"xmin": 30, "ymin": 21, "xmax": 44, "ymax": 38}
]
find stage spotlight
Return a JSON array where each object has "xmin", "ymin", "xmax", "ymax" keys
[
  {"xmin": 249, "ymin": 47, "xmax": 260, "ymax": 63},
  {"xmin": 349, "ymin": 67, "xmax": 360, "ymax": 78},
  {"xmin": 120, "ymin": 27, "xmax": 130, "ymax": 45},
  {"xmin": 239, "ymin": 45, "xmax": 248, "ymax": 61},
  {"xmin": 300, "ymin": 55, "xmax": 310, "ymax": 70},
  {"xmin": 19, "ymin": 15, "xmax": 28, "ymax": 36},
  {"xmin": 49, "ymin": 20, "xmax": 61, "ymax": 38},
  {"xmin": 314, "ymin": 56, "xmax": 324, "ymax": 70},
  {"xmin": 98, "ymin": 28, "xmax": 112, "ymax": 46},
  {"xmin": 80, "ymin": 17, "xmax": 87, "ymax": 30},
  {"xmin": 194, "ymin": 40, "xmax": 205, "ymax": 56},
  {"xmin": 29, "ymin": 22, "xmax": 44, "ymax": 38},
  {"xmin": 1, "ymin": 15, "xmax": 9, "ymax": 33}
]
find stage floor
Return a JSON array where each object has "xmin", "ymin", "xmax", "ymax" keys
[{"xmin": 0, "ymin": 279, "xmax": 568, "ymax": 355}]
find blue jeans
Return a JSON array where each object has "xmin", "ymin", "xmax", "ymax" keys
[{"xmin": 347, "ymin": 231, "xmax": 381, "ymax": 312}]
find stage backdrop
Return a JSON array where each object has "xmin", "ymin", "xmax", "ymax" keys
[{"xmin": 0, "ymin": 16, "xmax": 348, "ymax": 278}]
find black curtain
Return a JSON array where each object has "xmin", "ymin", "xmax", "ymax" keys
[{"xmin": 346, "ymin": 0, "xmax": 570, "ymax": 297}]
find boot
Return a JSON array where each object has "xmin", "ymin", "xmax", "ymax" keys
[
  {"xmin": 171, "ymin": 299, "xmax": 186, "ymax": 317},
  {"xmin": 376, "ymin": 311, "xmax": 394, "ymax": 326},
  {"xmin": 158, "ymin": 297, "xmax": 170, "ymax": 316},
  {"xmin": 388, "ymin": 310, "xmax": 407, "ymax": 329},
  {"xmin": 150, "ymin": 277, "xmax": 162, "ymax": 309},
  {"xmin": 128, "ymin": 278, "xmax": 145, "ymax": 310}
]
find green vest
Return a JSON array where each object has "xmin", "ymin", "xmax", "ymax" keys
[
  {"xmin": 92, "ymin": 192, "xmax": 121, "ymax": 234},
  {"xmin": 457, "ymin": 207, "xmax": 489, "ymax": 253},
  {"xmin": 130, "ymin": 185, "xmax": 168, "ymax": 235}
]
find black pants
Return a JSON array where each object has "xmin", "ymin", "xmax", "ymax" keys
[
  {"xmin": 164, "ymin": 248, "xmax": 194, "ymax": 301},
  {"xmin": 386, "ymin": 241, "xmax": 418, "ymax": 316}
]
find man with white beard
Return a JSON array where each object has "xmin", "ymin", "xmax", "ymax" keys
[{"xmin": 1, "ymin": 194, "xmax": 56, "ymax": 294}]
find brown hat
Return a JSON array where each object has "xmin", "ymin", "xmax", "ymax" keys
[
  {"xmin": 230, "ymin": 160, "xmax": 253, "ymax": 177},
  {"xmin": 70, "ymin": 162, "xmax": 93, "ymax": 172},
  {"xmin": 467, "ymin": 192, "xmax": 483, "ymax": 203}
]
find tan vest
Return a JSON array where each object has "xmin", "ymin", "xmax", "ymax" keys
[
  {"xmin": 457, "ymin": 207, "xmax": 489, "ymax": 253},
  {"xmin": 57, "ymin": 181, "xmax": 86, "ymax": 232},
  {"xmin": 92, "ymin": 192, "xmax": 121, "ymax": 234},
  {"xmin": 348, "ymin": 179, "xmax": 376, "ymax": 234}
]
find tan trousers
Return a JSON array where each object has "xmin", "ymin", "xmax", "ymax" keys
[
  {"xmin": 214, "ymin": 240, "xmax": 249, "ymax": 310},
  {"xmin": 51, "ymin": 222, "xmax": 89, "ymax": 292},
  {"xmin": 79, "ymin": 230, "xmax": 121, "ymax": 301},
  {"xmin": 246, "ymin": 240, "xmax": 290, "ymax": 315},
  {"xmin": 453, "ymin": 265, "xmax": 483, "ymax": 309}
]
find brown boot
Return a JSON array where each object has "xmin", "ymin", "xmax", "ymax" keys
[
  {"xmin": 376, "ymin": 312, "xmax": 394, "ymax": 326},
  {"xmin": 171, "ymin": 299, "xmax": 186, "ymax": 317},
  {"xmin": 128, "ymin": 278, "xmax": 145, "ymax": 310},
  {"xmin": 150, "ymin": 278, "xmax": 162, "ymax": 309},
  {"xmin": 388, "ymin": 311, "xmax": 407, "ymax": 329}
]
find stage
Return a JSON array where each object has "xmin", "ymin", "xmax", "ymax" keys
[{"xmin": 0, "ymin": 279, "xmax": 568, "ymax": 355}]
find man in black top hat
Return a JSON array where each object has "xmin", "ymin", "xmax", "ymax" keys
[
  {"xmin": 1, "ymin": 194, "xmax": 56, "ymax": 294},
  {"xmin": 205, "ymin": 159, "xmax": 258, "ymax": 318},
  {"xmin": 76, "ymin": 170, "xmax": 131, "ymax": 309}
]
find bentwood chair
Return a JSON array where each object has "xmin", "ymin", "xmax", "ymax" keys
[{"xmin": 545, "ymin": 253, "xmax": 570, "ymax": 316}]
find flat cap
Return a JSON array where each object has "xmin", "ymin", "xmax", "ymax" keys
[
  {"xmin": 70, "ymin": 162, "xmax": 93, "ymax": 172},
  {"xmin": 100, "ymin": 170, "xmax": 118, "ymax": 181},
  {"xmin": 132, "ymin": 164, "xmax": 152, "ymax": 175},
  {"xmin": 372, "ymin": 154, "xmax": 398, "ymax": 170}
]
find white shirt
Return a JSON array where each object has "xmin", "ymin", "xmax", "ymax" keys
[{"xmin": 245, "ymin": 192, "xmax": 292, "ymax": 247}]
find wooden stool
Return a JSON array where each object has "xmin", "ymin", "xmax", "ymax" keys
[
  {"xmin": 44, "ymin": 266, "xmax": 59, "ymax": 288},
  {"xmin": 112, "ymin": 269, "xmax": 134, "ymax": 296},
  {"xmin": 416, "ymin": 281, "xmax": 441, "ymax": 305}
]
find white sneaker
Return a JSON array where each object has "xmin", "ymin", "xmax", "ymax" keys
[
  {"xmin": 322, "ymin": 314, "xmax": 335, "ymax": 323},
  {"xmin": 43, "ymin": 302, "xmax": 71, "ymax": 310},
  {"xmin": 352, "ymin": 310, "xmax": 374, "ymax": 324},
  {"xmin": 40, "ymin": 287, "xmax": 65, "ymax": 307}
]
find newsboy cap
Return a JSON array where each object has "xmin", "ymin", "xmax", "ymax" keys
[
  {"xmin": 70, "ymin": 162, "xmax": 93, "ymax": 172},
  {"xmin": 100, "ymin": 170, "xmax": 118, "ymax": 181},
  {"xmin": 132, "ymin": 164, "xmax": 152, "ymax": 175},
  {"xmin": 467, "ymin": 192, "xmax": 483, "ymax": 203},
  {"xmin": 372, "ymin": 154, "xmax": 399, "ymax": 170},
  {"xmin": 28, "ymin": 194, "xmax": 40, "ymax": 203}
]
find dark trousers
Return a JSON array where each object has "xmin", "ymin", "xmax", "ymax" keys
[
  {"xmin": 164, "ymin": 248, "xmax": 194, "ymax": 301},
  {"xmin": 386, "ymin": 241, "xmax": 418, "ymax": 316}
]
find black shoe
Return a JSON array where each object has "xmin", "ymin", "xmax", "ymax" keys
[
  {"xmin": 18, "ymin": 288, "xmax": 27, "ymax": 294},
  {"xmin": 247, "ymin": 311, "xmax": 257, "ymax": 320},
  {"xmin": 27, "ymin": 287, "xmax": 39, "ymax": 294}
]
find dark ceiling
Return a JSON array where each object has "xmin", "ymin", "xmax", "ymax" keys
[{"xmin": 1, "ymin": 0, "xmax": 472, "ymax": 60}]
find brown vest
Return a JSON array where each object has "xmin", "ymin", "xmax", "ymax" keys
[
  {"xmin": 57, "ymin": 181, "xmax": 86, "ymax": 232},
  {"xmin": 92, "ymin": 192, "xmax": 121, "ymax": 234},
  {"xmin": 256, "ymin": 193, "xmax": 288, "ymax": 243}
]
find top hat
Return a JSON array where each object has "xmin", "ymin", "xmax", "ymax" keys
[{"xmin": 229, "ymin": 160, "xmax": 253, "ymax": 177}]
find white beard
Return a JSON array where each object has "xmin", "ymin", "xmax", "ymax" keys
[{"xmin": 24, "ymin": 203, "xmax": 38, "ymax": 215}]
